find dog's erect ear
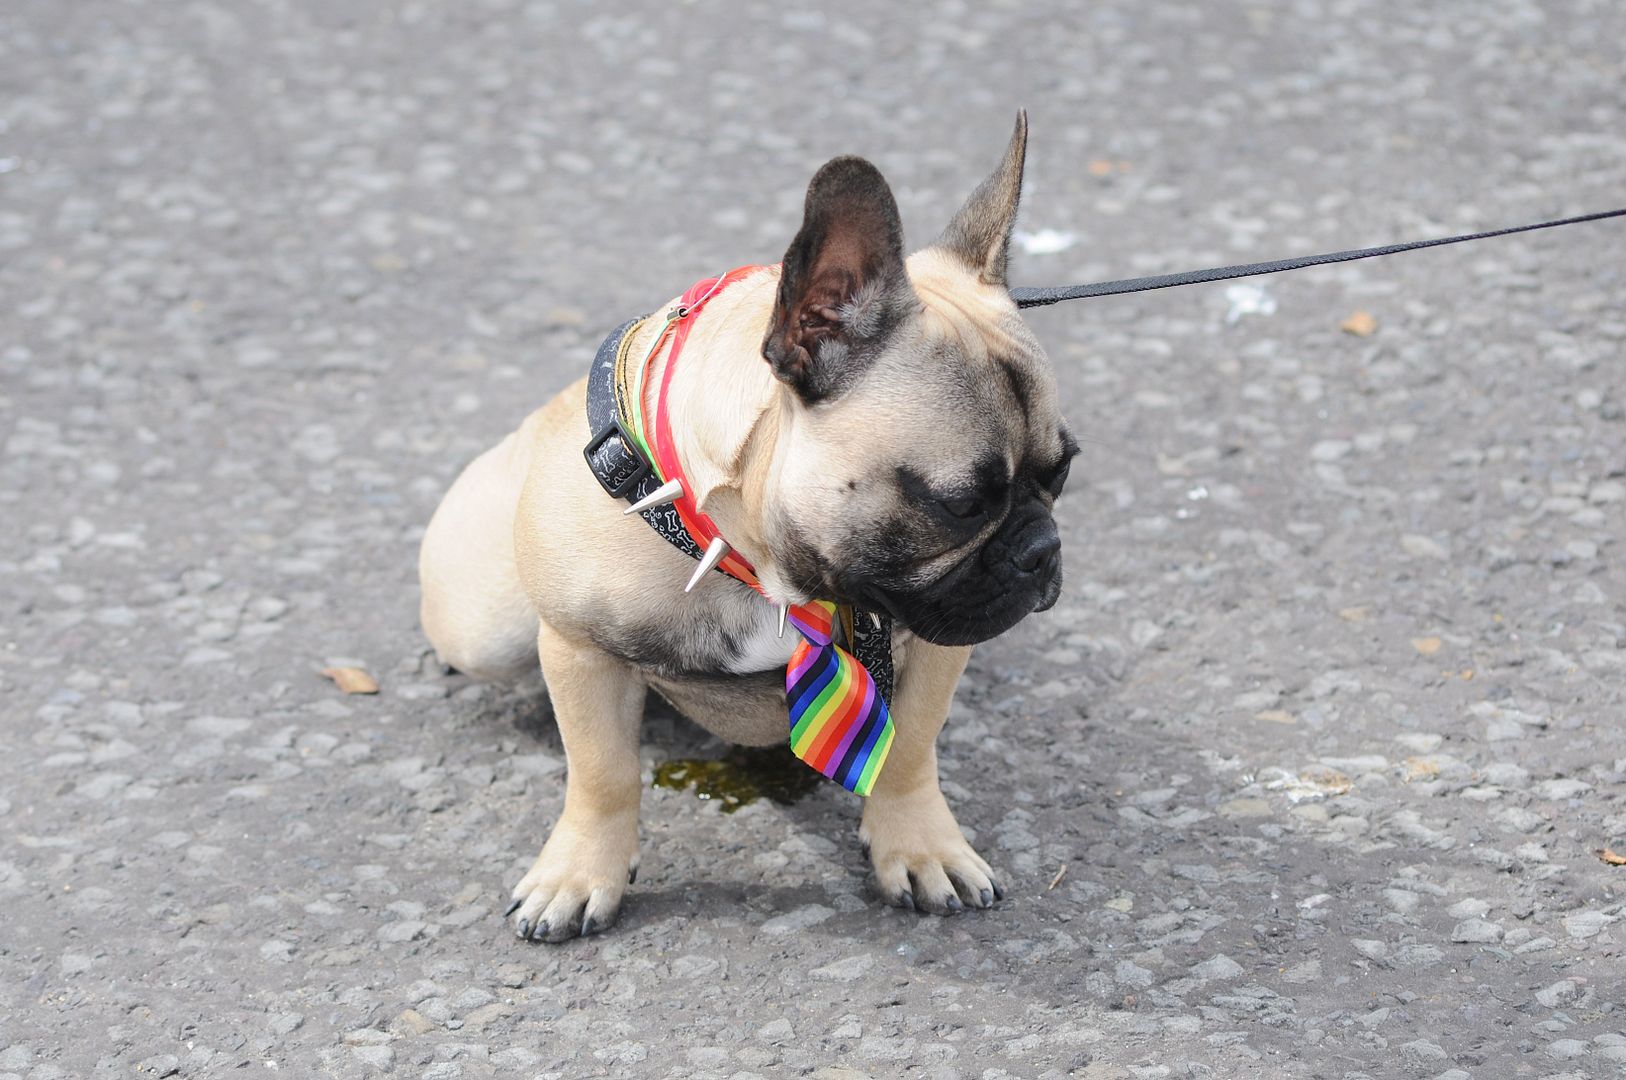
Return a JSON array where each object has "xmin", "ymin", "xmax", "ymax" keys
[
  {"xmin": 937, "ymin": 110, "xmax": 1028, "ymax": 287},
  {"xmin": 763, "ymin": 156, "xmax": 915, "ymax": 403}
]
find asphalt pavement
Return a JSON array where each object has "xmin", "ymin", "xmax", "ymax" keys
[{"xmin": 2, "ymin": 1, "xmax": 1624, "ymax": 1077}]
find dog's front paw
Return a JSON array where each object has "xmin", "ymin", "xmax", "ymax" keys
[
  {"xmin": 504, "ymin": 816, "xmax": 638, "ymax": 943},
  {"xmin": 859, "ymin": 788, "xmax": 1003, "ymax": 915}
]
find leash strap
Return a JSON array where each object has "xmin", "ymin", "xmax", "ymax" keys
[{"xmin": 1009, "ymin": 206, "xmax": 1626, "ymax": 308}]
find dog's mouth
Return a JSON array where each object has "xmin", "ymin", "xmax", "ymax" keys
[
  {"xmin": 783, "ymin": 526, "xmax": 1061, "ymax": 647},
  {"xmin": 857, "ymin": 576, "xmax": 1059, "ymax": 648}
]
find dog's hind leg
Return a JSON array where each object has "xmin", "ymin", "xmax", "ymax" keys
[{"xmin": 419, "ymin": 424, "xmax": 541, "ymax": 682}]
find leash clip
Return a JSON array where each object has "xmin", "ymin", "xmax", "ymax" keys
[{"xmin": 672, "ymin": 270, "xmax": 730, "ymax": 322}]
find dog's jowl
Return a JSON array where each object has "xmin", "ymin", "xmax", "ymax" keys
[{"xmin": 419, "ymin": 112, "xmax": 1075, "ymax": 942}]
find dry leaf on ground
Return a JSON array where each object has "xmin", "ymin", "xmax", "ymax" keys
[
  {"xmin": 321, "ymin": 666, "xmax": 379, "ymax": 694},
  {"xmin": 1598, "ymin": 848, "xmax": 1626, "ymax": 866},
  {"xmin": 1404, "ymin": 757, "xmax": 1441, "ymax": 782},
  {"xmin": 1411, "ymin": 636, "xmax": 1443, "ymax": 656},
  {"xmin": 1340, "ymin": 310, "xmax": 1378, "ymax": 336},
  {"xmin": 1276, "ymin": 766, "xmax": 1353, "ymax": 801}
]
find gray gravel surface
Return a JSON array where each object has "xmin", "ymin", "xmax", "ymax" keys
[{"xmin": 3, "ymin": 1, "xmax": 1625, "ymax": 1077}]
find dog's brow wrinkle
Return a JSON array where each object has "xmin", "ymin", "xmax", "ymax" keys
[{"xmin": 992, "ymin": 354, "xmax": 1032, "ymax": 420}]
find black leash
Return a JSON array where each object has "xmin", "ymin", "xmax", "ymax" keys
[{"xmin": 1009, "ymin": 206, "xmax": 1626, "ymax": 309}]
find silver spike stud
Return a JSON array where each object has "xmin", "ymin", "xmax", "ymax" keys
[
  {"xmin": 778, "ymin": 603, "xmax": 788, "ymax": 638},
  {"xmin": 870, "ymin": 612, "xmax": 883, "ymax": 631},
  {"xmin": 623, "ymin": 477, "xmax": 684, "ymax": 516},
  {"xmin": 684, "ymin": 537, "xmax": 731, "ymax": 593}
]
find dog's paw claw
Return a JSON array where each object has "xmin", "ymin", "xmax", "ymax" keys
[
  {"xmin": 947, "ymin": 869, "xmax": 995, "ymax": 910},
  {"xmin": 502, "ymin": 898, "xmax": 523, "ymax": 918},
  {"xmin": 898, "ymin": 890, "xmax": 916, "ymax": 911},
  {"xmin": 863, "ymin": 794, "xmax": 1001, "ymax": 918},
  {"xmin": 510, "ymin": 889, "xmax": 620, "ymax": 945},
  {"xmin": 547, "ymin": 915, "xmax": 582, "ymax": 943},
  {"xmin": 507, "ymin": 827, "xmax": 634, "ymax": 944}
]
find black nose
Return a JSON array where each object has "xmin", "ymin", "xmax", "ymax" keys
[{"xmin": 1010, "ymin": 515, "xmax": 1060, "ymax": 575}]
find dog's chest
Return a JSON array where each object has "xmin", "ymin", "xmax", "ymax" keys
[
  {"xmin": 719, "ymin": 604, "xmax": 799, "ymax": 675},
  {"xmin": 608, "ymin": 585, "xmax": 798, "ymax": 680}
]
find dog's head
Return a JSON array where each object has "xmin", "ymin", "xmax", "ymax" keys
[{"xmin": 758, "ymin": 112, "xmax": 1075, "ymax": 647}]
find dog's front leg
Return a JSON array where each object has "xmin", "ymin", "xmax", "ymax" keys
[
  {"xmin": 858, "ymin": 641, "xmax": 1003, "ymax": 915},
  {"xmin": 507, "ymin": 619, "xmax": 645, "ymax": 943}
]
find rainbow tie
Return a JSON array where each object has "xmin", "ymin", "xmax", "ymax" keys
[{"xmin": 785, "ymin": 601, "xmax": 895, "ymax": 796}]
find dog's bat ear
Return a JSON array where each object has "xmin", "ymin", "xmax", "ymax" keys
[
  {"xmin": 936, "ymin": 110, "xmax": 1028, "ymax": 288},
  {"xmin": 763, "ymin": 156, "xmax": 916, "ymax": 403}
]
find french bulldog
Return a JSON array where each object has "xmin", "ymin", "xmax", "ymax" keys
[{"xmin": 419, "ymin": 111, "xmax": 1075, "ymax": 942}]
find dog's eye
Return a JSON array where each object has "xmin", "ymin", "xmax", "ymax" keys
[
  {"xmin": 1045, "ymin": 457, "xmax": 1072, "ymax": 498},
  {"xmin": 939, "ymin": 497, "xmax": 983, "ymax": 520}
]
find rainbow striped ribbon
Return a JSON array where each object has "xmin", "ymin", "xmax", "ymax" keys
[{"xmin": 785, "ymin": 601, "xmax": 895, "ymax": 796}]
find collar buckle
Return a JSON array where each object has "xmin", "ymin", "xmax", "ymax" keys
[{"xmin": 583, "ymin": 416, "xmax": 652, "ymax": 499}]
